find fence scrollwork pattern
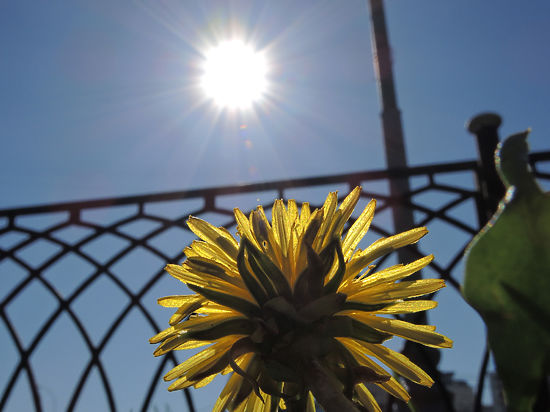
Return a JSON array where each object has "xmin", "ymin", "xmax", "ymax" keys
[{"xmin": 1, "ymin": 153, "xmax": 549, "ymax": 411}]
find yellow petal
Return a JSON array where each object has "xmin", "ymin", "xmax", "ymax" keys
[
  {"xmin": 341, "ymin": 255, "xmax": 434, "ymax": 296},
  {"xmin": 314, "ymin": 191, "xmax": 338, "ymax": 250},
  {"xmin": 173, "ymin": 340, "xmax": 212, "ymax": 351},
  {"xmin": 234, "ymin": 208, "xmax": 261, "ymax": 249},
  {"xmin": 373, "ymin": 300, "xmax": 438, "ymax": 314},
  {"xmin": 184, "ymin": 240, "xmax": 239, "ymax": 274},
  {"xmin": 157, "ymin": 294, "xmax": 201, "ymax": 308},
  {"xmin": 214, "ymin": 354, "xmax": 255, "ymax": 412},
  {"xmin": 181, "ymin": 258, "xmax": 243, "ymax": 290},
  {"xmin": 342, "ymin": 197, "xmax": 375, "ymax": 260},
  {"xmin": 255, "ymin": 206, "xmax": 272, "ymax": 230},
  {"xmin": 300, "ymin": 202, "xmax": 311, "ymax": 228},
  {"xmin": 322, "ymin": 187, "xmax": 362, "ymax": 247},
  {"xmin": 169, "ymin": 295, "xmax": 207, "ymax": 326},
  {"xmin": 378, "ymin": 377, "xmax": 411, "ymax": 403},
  {"xmin": 287, "ymin": 199, "xmax": 298, "ymax": 228},
  {"xmin": 351, "ymin": 314, "xmax": 453, "ymax": 348},
  {"xmin": 187, "ymin": 216, "xmax": 239, "ymax": 260},
  {"xmin": 360, "ymin": 255, "xmax": 434, "ymax": 288},
  {"xmin": 360, "ymin": 342, "xmax": 434, "ymax": 387},
  {"xmin": 213, "ymin": 369, "xmax": 244, "ymax": 412},
  {"xmin": 219, "ymin": 226, "xmax": 239, "ymax": 248},
  {"xmin": 318, "ymin": 187, "xmax": 360, "ymax": 248},
  {"xmin": 165, "ymin": 335, "xmax": 237, "ymax": 382},
  {"xmin": 306, "ymin": 391, "xmax": 316, "ymax": 412},
  {"xmin": 193, "ymin": 373, "xmax": 216, "ymax": 388},
  {"xmin": 254, "ymin": 206, "xmax": 284, "ymax": 270},
  {"xmin": 349, "ymin": 279, "xmax": 446, "ymax": 303},
  {"xmin": 336, "ymin": 300, "xmax": 437, "ymax": 317},
  {"xmin": 165, "ymin": 346, "xmax": 220, "ymax": 382},
  {"xmin": 150, "ymin": 312, "xmax": 244, "ymax": 345},
  {"xmin": 220, "ymin": 350, "xmax": 253, "ymax": 375},
  {"xmin": 287, "ymin": 222, "xmax": 299, "ymax": 283},
  {"xmin": 153, "ymin": 334, "xmax": 193, "ymax": 356},
  {"xmin": 150, "ymin": 325, "xmax": 179, "ymax": 344},
  {"xmin": 234, "ymin": 397, "xmax": 248, "ymax": 412},
  {"xmin": 244, "ymin": 390, "xmax": 266, "ymax": 412},
  {"xmin": 355, "ymin": 384, "xmax": 382, "ymax": 412},
  {"xmin": 272, "ymin": 199, "xmax": 290, "ymax": 257},
  {"xmin": 185, "ymin": 254, "xmax": 239, "ymax": 278},
  {"xmin": 337, "ymin": 187, "xmax": 361, "ymax": 222},
  {"xmin": 366, "ymin": 227, "xmax": 428, "ymax": 256},
  {"xmin": 195, "ymin": 303, "xmax": 236, "ymax": 315},
  {"xmin": 165, "ymin": 264, "xmax": 254, "ymax": 302},
  {"xmin": 251, "ymin": 210, "xmax": 269, "ymax": 246},
  {"xmin": 413, "ymin": 324, "xmax": 437, "ymax": 332},
  {"xmin": 343, "ymin": 227, "xmax": 428, "ymax": 284},
  {"xmin": 264, "ymin": 393, "xmax": 274, "ymax": 412},
  {"xmin": 339, "ymin": 338, "xmax": 410, "ymax": 402}
]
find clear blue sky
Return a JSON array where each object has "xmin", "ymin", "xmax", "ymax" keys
[
  {"xmin": 1, "ymin": 1, "xmax": 549, "ymax": 411},
  {"xmin": 2, "ymin": 1, "xmax": 549, "ymax": 209}
]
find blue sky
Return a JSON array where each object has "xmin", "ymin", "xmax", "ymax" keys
[
  {"xmin": 1, "ymin": 1, "xmax": 550, "ymax": 411},
  {"xmin": 2, "ymin": 1, "xmax": 549, "ymax": 209}
]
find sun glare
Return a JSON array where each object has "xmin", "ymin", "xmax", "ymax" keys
[{"xmin": 200, "ymin": 40, "xmax": 268, "ymax": 109}]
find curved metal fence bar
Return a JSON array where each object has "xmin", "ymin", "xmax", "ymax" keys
[{"xmin": 0, "ymin": 153, "xmax": 549, "ymax": 412}]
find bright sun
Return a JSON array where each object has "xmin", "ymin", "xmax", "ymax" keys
[{"xmin": 200, "ymin": 40, "xmax": 268, "ymax": 109}]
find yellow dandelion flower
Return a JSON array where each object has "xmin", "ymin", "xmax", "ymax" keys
[{"xmin": 150, "ymin": 187, "xmax": 452, "ymax": 412}]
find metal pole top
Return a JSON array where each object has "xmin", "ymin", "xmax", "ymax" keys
[{"xmin": 467, "ymin": 113, "xmax": 502, "ymax": 135}]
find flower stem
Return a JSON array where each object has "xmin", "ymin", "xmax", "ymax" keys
[{"xmin": 302, "ymin": 359, "xmax": 359, "ymax": 412}]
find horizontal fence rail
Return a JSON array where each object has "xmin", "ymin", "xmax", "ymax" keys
[{"xmin": 1, "ymin": 152, "xmax": 549, "ymax": 412}]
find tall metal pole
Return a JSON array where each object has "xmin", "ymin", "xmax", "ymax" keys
[
  {"xmin": 367, "ymin": 2, "xmax": 452, "ymax": 410},
  {"xmin": 467, "ymin": 113, "xmax": 505, "ymax": 223},
  {"xmin": 368, "ymin": 0, "xmax": 415, "ymax": 239}
]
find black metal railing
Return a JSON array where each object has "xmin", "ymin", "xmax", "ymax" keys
[{"xmin": 1, "ymin": 131, "xmax": 549, "ymax": 411}]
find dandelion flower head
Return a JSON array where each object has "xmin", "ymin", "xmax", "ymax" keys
[{"xmin": 150, "ymin": 187, "xmax": 452, "ymax": 411}]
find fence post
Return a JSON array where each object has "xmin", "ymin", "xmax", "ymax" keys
[
  {"xmin": 467, "ymin": 113, "xmax": 507, "ymax": 412},
  {"xmin": 467, "ymin": 113, "xmax": 506, "ymax": 225}
]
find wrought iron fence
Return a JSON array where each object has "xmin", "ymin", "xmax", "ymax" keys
[{"xmin": 1, "ymin": 138, "xmax": 549, "ymax": 411}]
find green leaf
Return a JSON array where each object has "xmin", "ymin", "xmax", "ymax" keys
[
  {"xmin": 258, "ymin": 369, "xmax": 288, "ymax": 398},
  {"xmin": 228, "ymin": 338, "xmax": 263, "ymax": 403},
  {"xmin": 463, "ymin": 131, "xmax": 550, "ymax": 411},
  {"xmin": 241, "ymin": 240, "xmax": 278, "ymax": 299},
  {"xmin": 293, "ymin": 245, "xmax": 324, "ymax": 303},
  {"xmin": 294, "ymin": 240, "xmax": 340, "ymax": 304},
  {"xmin": 263, "ymin": 296, "xmax": 304, "ymax": 323},
  {"xmin": 323, "ymin": 240, "xmax": 347, "ymax": 294},
  {"xmin": 302, "ymin": 210, "xmax": 323, "ymax": 247},
  {"xmin": 500, "ymin": 281, "xmax": 550, "ymax": 338},
  {"xmin": 321, "ymin": 316, "xmax": 354, "ymax": 337},
  {"xmin": 230, "ymin": 355, "xmax": 262, "ymax": 408},
  {"xmin": 243, "ymin": 238, "xmax": 292, "ymax": 300},
  {"xmin": 298, "ymin": 293, "xmax": 347, "ymax": 322},
  {"xmin": 264, "ymin": 359, "xmax": 302, "ymax": 383},
  {"xmin": 236, "ymin": 242, "xmax": 270, "ymax": 305}
]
